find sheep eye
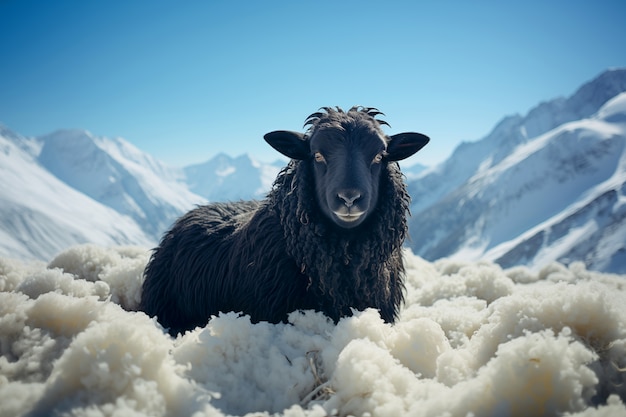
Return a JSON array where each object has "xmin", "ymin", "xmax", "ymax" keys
[
  {"xmin": 372, "ymin": 153, "xmax": 384, "ymax": 164},
  {"xmin": 314, "ymin": 152, "xmax": 326, "ymax": 163}
]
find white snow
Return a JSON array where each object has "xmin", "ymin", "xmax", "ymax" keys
[
  {"xmin": 216, "ymin": 166, "xmax": 236, "ymax": 177},
  {"xmin": 596, "ymin": 92, "xmax": 626, "ymax": 123},
  {"xmin": 1, "ymin": 245, "xmax": 625, "ymax": 416}
]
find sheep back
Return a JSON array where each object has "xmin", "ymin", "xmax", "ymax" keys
[{"xmin": 140, "ymin": 200, "xmax": 316, "ymax": 335}]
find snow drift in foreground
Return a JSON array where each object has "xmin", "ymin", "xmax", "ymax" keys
[{"xmin": 1, "ymin": 246, "xmax": 625, "ymax": 417}]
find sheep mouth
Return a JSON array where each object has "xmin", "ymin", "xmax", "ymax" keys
[{"xmin": 334, "ymin": 211, "xmax": 365, "ymax": 223}]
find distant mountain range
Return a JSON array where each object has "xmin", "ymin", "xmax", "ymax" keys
[
  {"xmin": 184, "ymin": 153, "xmax": 284, "ymax": 202},
  {"xmin": 1, "ymin": 68, "xmax": 625, "ymax": 273}
]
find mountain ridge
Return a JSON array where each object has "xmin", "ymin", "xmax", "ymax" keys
[
  {"xmin": 37, "ymin": 129, "xmax": 203, "ymax": 239},
  {"xmin": 184, "ymin": 152, "xmax": 284, "ymax": 202},
  {"xmin": 407, "ymin": 69, "xmax": 626, "ymax": 273},
  {"xmin": 1, "ymin": 68, "xmax": 625, "ymax": 272},
  {"xmin": 0, "ymin": 128, "xmax": 154, "ymax": 260}
]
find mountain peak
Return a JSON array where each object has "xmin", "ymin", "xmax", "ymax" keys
[
  {"xmin": 520, "ymin": 68, "xmax": 626, "ymax": 140},
  {"xmin": 43, "ymin": 128, "xmax": 94, "ymax": 141},
  {"xmin": 431, "ymin": 68, "xmax": 626, "ymax": 182},
  {"xmin": 566, "ymin": 67, "xmax": 626, "ymax": 118},
  {"xmin": 183, "ymin": 152, "xmax": 281, "ymax": 201}
]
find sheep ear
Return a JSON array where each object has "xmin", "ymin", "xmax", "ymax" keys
[
  {"xmin": 264, "ymin": 130, "xmax": 310, "ymax": 160},
  {"xmin": 386, "ymin": 132, "xmax": 430, "ymax": 161}
]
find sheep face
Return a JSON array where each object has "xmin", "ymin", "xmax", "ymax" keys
[
  {"xmin": 308, "ymin": 123, "xmax": 385, "ymax": 228},
  {"xmin": 264, "ymin": 107, "xmax": 429, "ymax": 229}
]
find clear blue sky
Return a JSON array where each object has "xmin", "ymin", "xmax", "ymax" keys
[{"xmin": 1, "ymin": 0, "xmax": 625, "ymax": 167}]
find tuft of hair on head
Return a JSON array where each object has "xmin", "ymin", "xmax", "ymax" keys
[{"xmin": 303, "ymin": 106, "xmax": 390, "ymax": 137}]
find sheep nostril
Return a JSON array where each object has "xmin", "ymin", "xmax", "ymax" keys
[{"xmin": 337, "ymin": 190, "xmax": 361, "ymax": 208}]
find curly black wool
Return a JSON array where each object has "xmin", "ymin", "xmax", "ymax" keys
[
  {"xmin": 140, "ymin": 107, "xmax": 428, "ymax": 336},
  {"xmin": 269, "ymin": 158, "xmax": 409, "ymax": 323}
]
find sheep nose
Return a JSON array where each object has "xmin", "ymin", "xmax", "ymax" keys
[{"xmin": 337, "ymin": 190, "xmax": 361, "ymax": 208}]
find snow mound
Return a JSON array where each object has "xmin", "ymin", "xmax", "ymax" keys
[{"xmin": 1, "ymin": 245, "xmax": 625, "ymax": 416}]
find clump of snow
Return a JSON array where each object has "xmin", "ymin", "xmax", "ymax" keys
[{"xmin": 1, "ymin": 245, "xmax": 625, "ymax": 416}]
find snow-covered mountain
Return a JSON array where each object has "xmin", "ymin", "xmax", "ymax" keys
[
  {"xmin": 407, "ymin": 68, "xmax": 626, "ymax": 273},
  {"xmin": 184, "ymin": 153, "xmax": 284, "ymax": 201},
  {"xmin": 0, "ymin": 126, "xmax": 285, "ymax": 261},
  {"xmin": 37, "ymin": 129, "xmax": 204, "ymax": 239},
  {"xmin": 0, "ymin": 126, "xmax": 154, "ymax": 260}
]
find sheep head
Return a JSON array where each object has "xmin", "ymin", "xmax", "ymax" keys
[{"xmin": 264, "ymin": 106, "xmax": 429, "ymax": 229}]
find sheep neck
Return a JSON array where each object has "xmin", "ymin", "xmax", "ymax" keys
[{"xmin": 269, "ymin": 160, "xmax": 410, "ymax": 318}]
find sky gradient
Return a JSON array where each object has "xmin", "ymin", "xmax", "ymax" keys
[{"xmin": 1, "ymin": 0, "xmax": 625, "ymax": 167}]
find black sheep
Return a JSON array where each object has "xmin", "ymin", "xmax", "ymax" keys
[{"xmin": 140, "ymin": 106, "xmax": 429, "ymax": 335}]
